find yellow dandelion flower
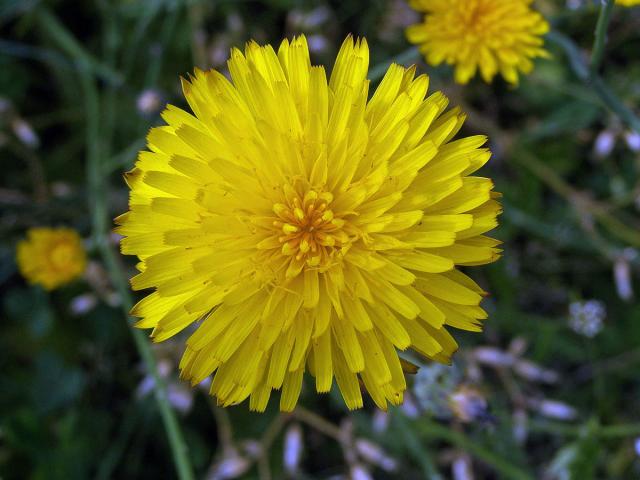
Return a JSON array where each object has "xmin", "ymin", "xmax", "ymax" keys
[
  {"xmin": 406, "ymin": 0, "xmax": 550, "ymax": 85},
  {"xmin": 17, "ymin": 227, "xmax": 87, "ymax": 290},
  {"xmin": 617, "ymin": 0, "xmax": 640, "ymax": 6},
  {"xmin": 116, "ymin": 35, "xmax": 502, "ymax": 412}
]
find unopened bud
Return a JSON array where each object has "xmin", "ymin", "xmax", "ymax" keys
[
  {"xmin": 473, "ymin": 347, "xmax": 514, "ymax": 367},
  {"xmin": 209, "ymin": 455, "xmax": 251, "ymax": 480},
  {"xmin": 283, "ymin": 424, "xmax": 303, "ymax": 475},
  {"xmin": 513, "ymin": 359, "xmax": 558, "ymax": 383},
  {"xmin": 508, "ymin": 337, "xmax": 528, "ymax": 357},
  {"xmin": 624, "ymin": 131, "xmax": 640, "ymax": 152},
  {"xmin": 594, "ymin": 129, "xmax": 616, "ymax": 158},
  {"xmin": 452, "ymin": 454, "xmax": 474, "ymax": 480},
  {"xmin": 614, "ymin": 250, "xmax": 635, "ymax": 301},
  {"xmin": 535, "ymin": 399, "xmax": 577, "ymax": 421},
  {"xmin": 11, "ymin": 118, "xmax": 40, "ymax": 148},
  {"xmin": 241, "ymin": 440, "xmax": 261, "ymax": 460},
  {"xmin": 372, "ymin": 410, "xmax": 389, "ymax": 433},
  {"xmin": 400, "ymin": 392, "xmax": 420, "ymax": 418},
  {"xmin": 69, "ymin": 293, "xmax": 98, "ymax": 315},
  {"xmin": 350, "ymin": 464, "xmax": 373, "ymax": 480},
  {"xmin": 136, "ymin": 89, "xmax": 163, "ymax": 115},
  {"xmin": 157, "ymin": 359, "xmax": 172, "ymax": 377},
  {"xmin": 512, "ymin": 409, "xmax": 528, "ymax": 445},
  {"xmin": 355, "ymin": 439, "xmax": 397, "ymax": 472},
  {"xmin": 167, "ymin": 383, "xmax": 193, "ymax": 414},
  {"xmin": 307, "ymin": 35, "xmax": 329, "ymax": 53}
]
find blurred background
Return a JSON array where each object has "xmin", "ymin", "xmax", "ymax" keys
[{"xmin": 1, "ymin": 0, "xmax": 640, "ymax": 478}]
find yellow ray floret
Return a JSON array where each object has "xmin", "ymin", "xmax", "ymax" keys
[
  {"xmin": 406, "ymin": 0, "xmax": 550, "ymax": 85},
  {"xmin": 116, "ymin": 35, "xmax": 502, "ymax": 412},
  {"xmin": 17, "ymin": 227, "xmax": 87, "ymax": 290}
]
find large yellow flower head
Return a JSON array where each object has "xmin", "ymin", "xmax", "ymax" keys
[
  {"xmin": 406, "ymin": 0, "xmax": 550, "ymax": 85},
  {"xmin": 116, "ymin": 35, "xmax": 502, "ymax": 412},
  {"xmin": 17, "ymin": 227, "xmax": 87, "ymax": 290}
]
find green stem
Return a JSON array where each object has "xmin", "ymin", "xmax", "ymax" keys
[
  {"xmin": 547, "ymin": 30, "xmax": 640, "ymax": 134},
  {"xmin": 591, "ymin": 0, "xmax": 615, "ymax": 74},
  {"xmin": 81, "ymin": 69, "xmax": 195, "ymax": 480},
  {"xmin": 35, "ymin": 8, "xmax": 194, "ymax": 476},
  {"xmin": 145, "ymin": 3, "xmax": 182, "ymax": 88},
  {"xmin": 369, "ymin": 46, "xmax": 420, "ymax": 82},
  {"xmin": 104, "ymin": 137, "xmax": 147, "ymax": 174},
  {"xmin": 44, "ymin": 7, "xmax": 197, "ymax": 478},
  {"xmin": 392, "ymin": 411, "xmax": 443, "ymax": 480},
  {"xmin": 590, "ymin": 75, "xmax": 640, "ymax": 133},
  {"xmin": 512, "ymin": 148, "xmax": 640, "ymax": 249},
  {"xmin": 529, "ymin": 419, "xmax": 640, "ymax": 439},
  {"xmin": 415, "ymin": 420, "xmax": 533, "ymax": 480},
  {"xmin": 599, "ymin": 423, "xmax": 640, "ymax": 438},
  {"xmin": 33, "ymin": 8, "xmax": 123, "ymax": 86}
]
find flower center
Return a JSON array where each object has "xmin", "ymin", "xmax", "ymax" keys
[
  {"xmin": 50, "ymin": 242, "xmax": 74, "ymax": 270},
  {"xmin": 459, "ymin": 0, "xmax": 496, "ymax": 37},
  {"xmin": 272, "ymin": 189, "xmax": 347, "ymax": 268}
]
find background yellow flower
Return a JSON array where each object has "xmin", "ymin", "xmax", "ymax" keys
[
  {"xmin": 617, "ymin": 0, "xmax": 640, "ymax": 6},
  {"xmin": 406, "ymin": 0, "xmax": 550, "ymax": 84},
  {"xmin": 16, "ymin": 227, "xmax": 87, "ymax": 290},
  {"xmin": 117, "ymin": 36, "xmax": 501, "ymax": 412}
]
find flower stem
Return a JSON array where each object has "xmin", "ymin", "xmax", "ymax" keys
[
  {"xmin": 391, "ymin": 411, "xmax": 443, "ymax": 480},
  {"xmin": 512, "ymin": 147, "xmax": 640, "ymax": 250},
  {"xmin": 591, "ymin": 0, "xmax": 615, "ymax": 74},
  {"xmin": 32, "ymin": 8, "xmax": 123, "ymax": 86},
  {"xmin": 36, "ymin": 5, "xmax": 195, "ymax": 478},
  {"xmin": 547, "ymin": 14, "xmax": 640, "ymax": 133},
  {"xmin": 529, "ymin": 419, "xmax": 640, "ymax": 438},
  {"xmin": 82, "ymin": 73, "xmax": 195, "ymax": 480},
  {"xmin": 80, "ymin": 69, "xmax": 195, "ymax": 480},
  {"xmin": 415, "ymin": 419, "xmax": 533, "ymax": 480}
]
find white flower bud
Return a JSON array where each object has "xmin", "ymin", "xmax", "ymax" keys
[
  {"xmin": 69, "ymin": 293, "xmax": 98, "ymax": 315},
  {"xmin": 452, "ymin": 455, "xmax": 474, "ymax": 480},
  {"xmin": 594, "ymin": 130, "xmax": 616, "ymax": 158},
  {"xmin": 372, "ymin": 410, "xmax": 389, "ymax": 434},
  {"xmin": 355, "ymin": 439, "xmax": 397, "ymax": 472},
  {"xmin": 209, "ymin": 455, "xmax": 251, "ymax": 480},
  {"xmin": 512, "ymin": 409, "xmax": 528, "ymax": 445},
  {"xmin": 473, "ymin": 347, "xmax": 514, "ymax": 367},
  {"xmin": 350, "ymin": 464, "xmax": 373, "ymax": 480},
  {"xmin": 167, "ymin": 384, "xmax": 193, "ymax": 414},
  {"xmin": 513, "ymin": 359, "xmax": 558, "ymax": 383},
  {"xmin": 11, "ymin": 118, "xmax": 39, "ymax": 148},
  {"xmin": 136, "ymin": 89, "xmax": 163, "ymax": 115},
  {"xmin": 535, "ymin": 399, "xmax": 577, "ymax": 421},
  {"xmin": 624, "ymin": 131, "xmax": 640, "ymax": 152},
  {"xmin": 283, "ymin": 424, "xmax": 303, "ymax": 475},
  {"xmin": 614, "ymin": 251, "xmax": 635, "ymax": 301}
]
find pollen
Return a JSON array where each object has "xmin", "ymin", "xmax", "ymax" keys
[{"xmin": 269, "ymin": 187, "xmax": 349, "ymax": 272}]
